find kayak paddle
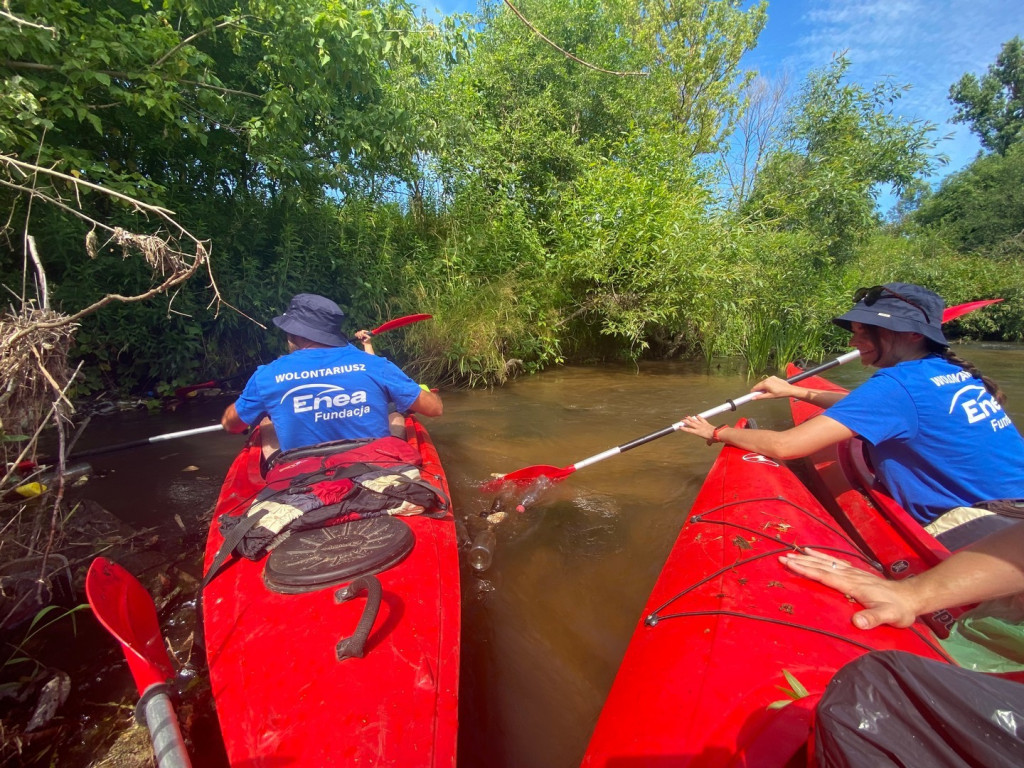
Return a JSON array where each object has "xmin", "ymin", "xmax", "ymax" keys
[
  {"xmin": 67, "ymin": 424, "xmax": 224, "ymax": 461},
  {"xmin": 86, "ymin": 558, "xmax": 192, "ymax": 768},
  {"xmin": 483, "ymin": 298, "xmax": 1002, "ymax": 490}
]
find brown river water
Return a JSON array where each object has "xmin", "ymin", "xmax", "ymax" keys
[{"xmin": 54, "ymin": 343, "xmax": 1024, "ymax": 767}]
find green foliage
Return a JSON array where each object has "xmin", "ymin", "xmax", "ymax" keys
[
  {"xmin": 843, "ymin": 230, "xmax": 1024, "ymax": 342},
  {"xmin": 767, "ymin": 669, "xmax": 810, "ymax": 710},
  {"xmin": 909, "ymin": 143, "xmax": 1024, "ymax": 257},
  {"xmin": 949, "ymin": 36, "xmax": 1024, "ymax": 156},
  {"xmin": 1, "ymin": 0, "xmax": 424, "ymax": 199},
  {"xmin": 1, "ymin": 2, "xmax": 1020, "ymax": 397},
  {"xmin": 744, "ymin": 54, "xmax": 944, "ymax": 262}
]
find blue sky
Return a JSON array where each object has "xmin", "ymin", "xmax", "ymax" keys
[{"xmin": 416, "ymin": 0, "xmax": 1024, "ymax": 188}]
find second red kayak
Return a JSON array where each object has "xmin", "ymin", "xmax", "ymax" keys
[{"xmin": 581, "ymin": 419, "xmax": 949, "ymax": 767}]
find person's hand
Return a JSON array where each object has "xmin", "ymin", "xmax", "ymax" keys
[
  {"xmin": 780, "ymin": 548, "xmax": 920, "ymax": 629},
  {"xmin": 679, "ymin": 414, "xmax": 716, "ymax": 443},
  {"xmin": 355, "ymin": 329, "xmax": 373, "ymax": 345},
  {"xmin": 751, "ymin": 376, "xmax": 798, "ymax": 400}
]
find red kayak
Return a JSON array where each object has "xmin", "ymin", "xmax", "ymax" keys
[
  {"xmin": 581, "ymin": 419, "xmax": 949, "ymax": 767},
  {"xmin": 784, "ymin": 363, "xmax": 961, "ymax": 635},
  {"xmin": 202, "ymin": 417, "xmax": 460, "ymax": 766}
]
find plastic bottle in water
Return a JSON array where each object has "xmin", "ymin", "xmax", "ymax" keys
[
  {"xmin": 467, "ymin": 528, "xmax": 497, "ymax": 572},
  {"xmin": 515, "ymin": 477, "xmax": 552, "ymax": 513}
]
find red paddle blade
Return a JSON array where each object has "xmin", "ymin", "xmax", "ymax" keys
[
  {"xmin": 86, "ymin": 558, "xmax": 174, "ymax": 694},
  {"xmin": 371, "ymin": 313, "xmax": 433, "ymax": 335},
  {"xmin": 942, "ymin": 298, "xmax": 1002, "ymax": 323},
  {"xmin": 481, "ymin": 464, "xmax": 575, "ymax": 492}
]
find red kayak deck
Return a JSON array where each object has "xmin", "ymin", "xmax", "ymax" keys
[
  {"xmin": 202, "ymin": 417, "xmax": 460, "ymax": 766},
  {"xmin": 785, "ymin": 363, "xmax": 960, "ymax": 635},
  {"xmin": 581, "ymin": 420, "xmax": 948, "ymax": 767}
]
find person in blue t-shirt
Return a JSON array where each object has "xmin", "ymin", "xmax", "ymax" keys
[
  {"xmin": 679, "ymin": 282, "xmax": 1024, "ymax": 548},
  {"xmin": 221, "ymin": 293, "xmax": 442, "ymax": 452}
]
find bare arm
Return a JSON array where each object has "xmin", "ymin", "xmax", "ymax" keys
[
  {"xmin": 751, "ymin": 375, "xmax": 848, "ymax": 409},
  {"xmin": 678, "ymin": 413, "xmax": 855, "ymax": 461},
  {"xmin": 781, "ymin": 523, "xmax": 1024, "ymax": 629},
  {"xmin": 220, "ymin": 402, "xmax": 249, "ymax": 434},
  {"xmin": 409, "ymin": 388, "xmax": 443, "ymax": 418},
  {"xmin": 355, "ymin": 329, "xmax": 375, "ymax": 355}
]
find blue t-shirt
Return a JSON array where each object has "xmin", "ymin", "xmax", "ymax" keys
[
  {"xmin": 233, "ymin": 346, "xmax": 423, "ymax": 452},
  {"xmin": 824, "ymin": 356, "xmax": 1024, "ymax": 524}
]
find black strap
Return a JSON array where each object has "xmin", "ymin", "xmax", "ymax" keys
[
  {"xmin": 974, "ymin": 498, "xmax": 1024, "ymax": 519},
  {"xmin": 200, "ymin": 506, "xmax": 273, "ymax": 590},
  {"xmin": 289, "ymin": 462, "xmax": 378, "ymax": 489}
]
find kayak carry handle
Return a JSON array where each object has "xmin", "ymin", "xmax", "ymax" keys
[{"xmin": 334, "ymin": 575, "xmax": 383, "ymax": 662}]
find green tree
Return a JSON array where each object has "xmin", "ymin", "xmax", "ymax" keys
[
  {"xmin": 743, "ymin": 54, "xmax": 944, "ymax": 262},
  {"xmin": 949, "ymin": 36, "xmax": 1024, "ymax": 156},
  {"xmin": 0, "ymin": 0, "xmax": 430, "ymax": 390},
  {"xmin": 910, "ymin": 143, "xmax": 1024, "ymax": 257}
]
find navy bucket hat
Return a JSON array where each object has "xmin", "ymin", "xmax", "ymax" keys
[
  {"xmin": 833, "ymin": 282, "xmax": 947, "ymax": 347},
  {"xmin": 272, "ymin": 294, "xmax": 348, "ymax": 347}
]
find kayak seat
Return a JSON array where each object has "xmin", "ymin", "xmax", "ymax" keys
[{"xmin": 263, "ymin": 516, "xmax": 414, "ymax": 595}]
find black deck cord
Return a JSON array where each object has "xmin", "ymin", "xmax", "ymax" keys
[{"xmin": 642, "ymin": 508, "xmax": 953, "ymax": 662}]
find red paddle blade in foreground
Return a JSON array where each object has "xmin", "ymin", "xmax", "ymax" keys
[
  {"xmin": 86, "ymin": 558, "xmax": 193, "ymax": 768},
  {"xmin": 485, "ymin": 298, "xmax": 1003, "ymax": 492},
  {"xmin": 86, "ymin": 558, "xmax": 174, "ymax": 692}
]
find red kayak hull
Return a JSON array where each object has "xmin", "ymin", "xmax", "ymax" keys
[
  {"xmin": 582, "ymin": 421, "xmax": 948, "ymax": 767},
  {"xmin": 202, "ymin": 418, "xmax": 460, "ymax": 766}
]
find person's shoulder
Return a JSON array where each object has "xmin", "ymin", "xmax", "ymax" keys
[{"xmin": 880, "ymin": 356, "xmax": 955, "ymax": 382}]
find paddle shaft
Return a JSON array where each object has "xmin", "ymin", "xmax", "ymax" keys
[
  {"xmin": 68, "ymin": 424, "xmax": 224, "ymax": 460},
  {"xmin": 139, "ymin": 686, "xmax": 192, "ymax": 768},
  {"xmin": 569, "ymin": 351, "xmax": 863, "ymax": 473}
]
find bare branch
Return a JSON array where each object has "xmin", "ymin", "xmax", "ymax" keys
[
  {"xmin": 0, "ymin": 8, "xmax": 56, "ymax": 35},
  {"xmin": 501, "ymin": 0, "xmax": 648, "ymax": 78}
]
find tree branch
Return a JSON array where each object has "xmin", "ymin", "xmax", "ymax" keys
[{"xmin": 501, "ymin": 0, "xmax": 648, "ymax": 77}]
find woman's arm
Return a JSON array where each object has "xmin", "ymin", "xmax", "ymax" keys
[
  {"xmin": 751, "ymin": 375, "xmax": 848, "ymax": 409},
  {"xmin": 679, "ymin": 413, "xmax": 855, "ymax": 461}
]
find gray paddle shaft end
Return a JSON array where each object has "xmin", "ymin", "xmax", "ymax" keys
[{"xmin": 138, "ymin": 686, "xmax": 192, "ymax": 768}]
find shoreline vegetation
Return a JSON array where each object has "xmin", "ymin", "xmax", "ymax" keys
[{"xmin": 1, "ymin": 1, "xmax": 1022, "ymax": 763}]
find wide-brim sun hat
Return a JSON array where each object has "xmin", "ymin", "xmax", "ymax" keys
[
  {"xmin": 272, "ymin": 293, "xmax": 348, "ymax": 347},
  {"xmin": 833, "ymin": 282, "xmax": 947, "ymax": 347}
]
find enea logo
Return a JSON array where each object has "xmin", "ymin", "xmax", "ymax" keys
[
  {"xmin": 741, "ymin": 453, "xmax": 779, "ymax": 467},
  {"xmin": 948, "ymin": 383, "xmax": 1006, "ymax": 425},
  {"xmin": 282, "ymin": 384, "xmax": 370, "ymax": 422}
]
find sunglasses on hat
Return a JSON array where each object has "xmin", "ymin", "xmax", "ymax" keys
[{"xmin": 852, "ymin": 285, "xmax": 930, "ymax": 324}]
